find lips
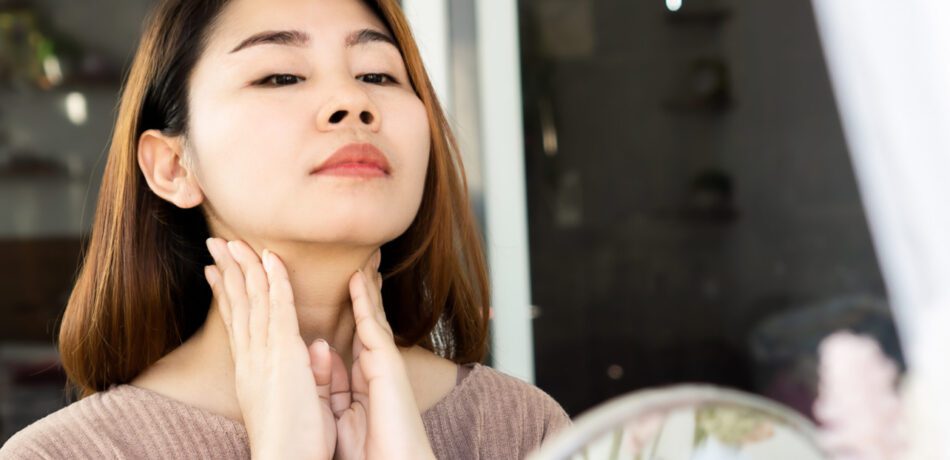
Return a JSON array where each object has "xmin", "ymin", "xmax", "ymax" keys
[{"xmin": 311, "ymin": 143, "xmax": 391, "ymax": 175}]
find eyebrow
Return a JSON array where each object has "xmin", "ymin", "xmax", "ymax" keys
[{"xmin": 228, "ymin": 28, "xmax": 397, "ymax": 54}]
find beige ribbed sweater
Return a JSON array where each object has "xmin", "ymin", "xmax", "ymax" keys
[{"xmin": 0, "ymin": 363, "xmax": 571, "ymax": 459}]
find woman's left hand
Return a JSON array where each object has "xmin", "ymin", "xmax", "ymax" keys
[{"xmin": 326, "ymin": 249, "xmax": 436, "ymax": 460}]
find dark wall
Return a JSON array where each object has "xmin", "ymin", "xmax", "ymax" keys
[{"xmin": 520, "ymin": 0, "xmax": 887, "ymax": 417}]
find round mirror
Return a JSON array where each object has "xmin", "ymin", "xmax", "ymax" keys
[{"xmin": 528, "ymin": 384, "xmax": 826, "ymax": 460}]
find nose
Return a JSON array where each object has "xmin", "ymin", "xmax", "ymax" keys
[{"xmin": 315, "ymin": 79, "xmax": 382, "ymax": 132}]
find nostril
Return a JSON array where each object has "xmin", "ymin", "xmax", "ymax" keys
[
  {"xmin": 360, "ymin": 111, "xmax": 374, "ymax": 125},
  {"xmin": 329, "ymin": 110, "xmax": 347, "ymax": 124}
]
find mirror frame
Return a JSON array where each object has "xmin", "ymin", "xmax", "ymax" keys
[{"xmin": 527, "ymin": 384, "xmax": 824, "ymax": 460}]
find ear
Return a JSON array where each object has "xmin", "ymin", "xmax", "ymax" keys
[{"xmin": 138, "ymin": 129, "xmax": 204, "ymax": 209}]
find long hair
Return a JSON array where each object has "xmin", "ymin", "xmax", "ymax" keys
[{"xmin": 59, "ymin": 0, "xmax": 491, "ymax": 399}]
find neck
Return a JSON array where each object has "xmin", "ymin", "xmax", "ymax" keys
[
  {"xmin": 261, "ymin": 242, "xmax": 378, "ymax": 360},
  {"xmin": 166, "ymin": 242, "xmax": 379, "ymax": 421}
]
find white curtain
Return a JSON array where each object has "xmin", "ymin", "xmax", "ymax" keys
[{"xmin": 812, "ymin": 1, "xmax": 950, "ymax": 455}]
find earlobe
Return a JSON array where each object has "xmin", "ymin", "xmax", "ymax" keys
[{"xmin": 138, "ymin": 129, "xmax": 204, "ymax": 209}]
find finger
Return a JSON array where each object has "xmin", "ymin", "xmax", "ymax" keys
[
  {"xmin": 351, "ymin": 329, "xmax": 365, "ymax": 364},
  {"xmin": 309, "ymin": 339, "xmax": 332, "ymax": 403},
  {"xmin": 359, "ymin": 249, "xmax": 379, "ymax": 278},
  {"xmin": 205, "ymin": 265, "xmax": 238, "ymax": 360},
  {"xmin": 375, "ymin": 271, "xmax": 383, "ymax": 306},
  {"xmin": 372, "ymin": 250, "xmax": 385, "ymax": 314},
  {"xmin": 372, "ymin": 267, "xmax": 384, "ymax": 311},
  {"xmin": 359, "ymin": 250, "xmax": 385, "ymax": 319},
  {"xmin": 368, "ymin": 249, "xmax": 381, "ymax": 306},
  {"xmin": 227, "ymin": 240, "xmax": 270, "ymax": 350},
  {"xmin": 208, "ymin": 238, "xmax": 249, "ymax": 354},
  {"xmin": 364, "ymin": 267, "xmax": 392, "ymax": 336},
  {"xmin": 349, "ymin": 269, "xmax": 394, "ymax": 351},
  {"xmin": 327, "ymin": 346, "xmax": 351, "ymax": 418},
  {"xmin": 261, "ymin": 249, "xmax": 301, "ymax": 343},
  {"xmin": 204, "ymin": 264, "xmax": 230, "ymax": 326}
]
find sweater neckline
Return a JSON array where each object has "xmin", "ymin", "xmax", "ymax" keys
[{"xmin": 112, "ymin": 362, "xmax": 484, "ymax": 429}]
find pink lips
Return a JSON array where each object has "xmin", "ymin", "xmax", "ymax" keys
[{"xmin": 311, "ymin": 143, "xmax": 391, "ymax": 178}]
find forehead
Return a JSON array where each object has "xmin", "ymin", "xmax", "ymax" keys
[{"xmin": 207, "ymin": 0, "xmax": 388, "ymax": 54}]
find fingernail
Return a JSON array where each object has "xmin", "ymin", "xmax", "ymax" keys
[
  {"xmin": 226, "ymin": 240, "xmax": 236, "ymax": 253},
  {"xmin": 262, "ymin": 249, "xmax": 274, "ymax": 272},
  {"xmin": 321, "ymin": 339, "xmax": 338, "ymax": 353},
  {"xmin": 206, "ymin": 238, "xmax": 219, "ymax": 259},
  {"xmin": 204, "ymin": 265, "xmax": 215, "ymax": 287},
  {"xmin": 315, "ymin": 338, "xmax": 335, "ymax": 353}
]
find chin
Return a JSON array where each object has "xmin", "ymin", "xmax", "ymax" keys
[{"xmin": 289, "ymin": 217, "xmax": 411, "ymax": 246}]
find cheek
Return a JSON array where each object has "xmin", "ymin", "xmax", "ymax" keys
[
  {"xmin": 386, "ymin": 95, "xmax": 431, "ymax": 191},
  {"xmin": 188, "ymin": 94, "xmax": 305, "ymax": 221},
  {"xmin": 193, "ymin": 93, "xmax": 302, "ymax": 165}
]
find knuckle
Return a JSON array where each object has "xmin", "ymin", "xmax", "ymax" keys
[{"xmin": 248, "ymin": 292, "xmax": 265, "ymax": 307}]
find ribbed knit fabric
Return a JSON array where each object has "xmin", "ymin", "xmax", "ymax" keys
[{"xmin": 0, "ymin": 363, "xmax": 571, "ymax": 459}]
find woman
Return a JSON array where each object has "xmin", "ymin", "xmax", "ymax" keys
[{"xmin": 0, "ymin": 0, "xmax": 570, "ymax": 458}]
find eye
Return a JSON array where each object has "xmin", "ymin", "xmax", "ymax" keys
[
  {"xmin": 255, "ymin": 74, "xmax": 305, "ymax": 87},
  {"xmin": 357, "ymin": 73, "xmax": 398, "ymax": 85}
]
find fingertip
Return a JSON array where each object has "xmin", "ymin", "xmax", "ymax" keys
[
  {"xmin": 204, "ymin": 265, "xmax": 219, "ymax": 289},
  {"xmin": 312, "ymin": 340, "xmax": 333, "ymax": 369},
  {"xmin": 262, "ymin": 249, "xmax": 274, "ymax": 273},
  {"xmin": 359, "ymin": 268, "xmax": 374, "ymax": 296},
  {"xmin": 349, "ymin": 269, "xmax": 362, "ymax": 289},
  {"xmin": 350, "ymin": 270, "xmax": 367, "ymax": 300},
  {"xmin": 314, "ymin": 337, "xmax": 329, "ymax": 353},
  {"xmin": 308, "ymin": 340, "xmax": 318, "ymax": 361},
  {"xmin": 310, "ymin": 339, "xmax": 333, "ymax": 386},
  {"xmin": 224, "ymin": 240, "xmax": 251, "ymax": 263},
  {"xmin": 348, "ymin": 273, "xmax": 366, "ymax": 316},
  {"xmin": 203, "ymin": 265, "xmax": 214, "ymax": 287},
  {"xmin": 264, "ymin": 250, "xmax": 288, "ymax": 277}
]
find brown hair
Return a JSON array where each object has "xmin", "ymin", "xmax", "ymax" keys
[{"xmin": 59, "ymin": 0, "xmax": 491, "ymax": 398}]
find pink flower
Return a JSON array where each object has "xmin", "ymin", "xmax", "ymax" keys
[{"xmin": 813, "ymin": 331, "xmax": 907, "ymax": 460}]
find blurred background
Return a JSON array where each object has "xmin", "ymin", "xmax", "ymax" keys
[{"xmin": 0, "ymin": 0, "xmax": 904, "ymax": 445}]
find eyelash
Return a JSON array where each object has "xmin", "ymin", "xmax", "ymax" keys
[{"xmin": 254, "ymin": 73, "xmax": 398, "ymax": 87}]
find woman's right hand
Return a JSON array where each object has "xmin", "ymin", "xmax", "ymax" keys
[{"xmin": 204, "ymin": 238, "xmax": 336, "ymax": 460}]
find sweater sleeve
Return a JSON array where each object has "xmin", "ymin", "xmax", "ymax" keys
[
  {"xmin": 423, "ymin": 364, "xmax": 574, "ymax": 459},
  {"xmin": 0, "ymin": 410, "xmax": 102, "ymax": 460},
  {"xmin": 540, "ymin": 390, "xmax": 572, "ymax": 442},
  {"xmin": 0, "ymin": 385, "xmax": 251, "ymax": 460},
  {"xmin": 0, "ymin": 434, "xmax": 54, "ymax": 460}
]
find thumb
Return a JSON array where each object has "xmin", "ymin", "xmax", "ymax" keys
[
  {"xmin": 326, "ymin": 346, "xmax": 352, "ymax": 418},
  {"xmin": 309, "ymin": 339, "xmax": 333, "ymax": 404}
]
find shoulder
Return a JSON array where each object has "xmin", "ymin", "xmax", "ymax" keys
[
  {"xmin": 466, "ymin": 364, "xmax": 572, "ymax": 436},
  {"xmin": 422, "ymin": 363, "xmax": 572, "ymax": 459},
  {"xmin": 0, "ymin": 385, "xmax": 249, "ymax": 459},
  {"xmin": 0, "ymin": 389, "xmax": 126, "ymax": 459}
]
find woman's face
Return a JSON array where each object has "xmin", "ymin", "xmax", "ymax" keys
[{"xmin": 186, "ymin": 0, "xmax": 430, "ymax": 247}]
